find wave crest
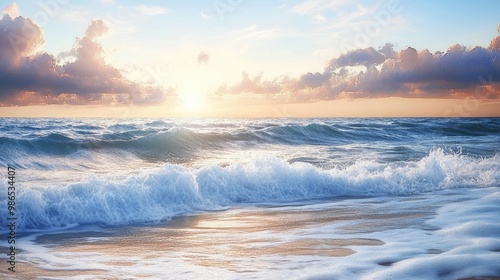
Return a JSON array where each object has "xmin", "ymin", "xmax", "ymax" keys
[{"xmin": 1, "ymin": 149, "xmax": 498, "ymax": 232}]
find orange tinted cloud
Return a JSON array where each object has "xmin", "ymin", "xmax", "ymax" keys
[
  {"xmin": 215, "ymin": 28, "xmax": 500, "ymax": 101},
  {"xmin": 0, "ymin": 15, "xmax": 171, "ymax": 106}
]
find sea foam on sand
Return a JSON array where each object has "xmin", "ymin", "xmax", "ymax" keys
[{"xmin": 1, "ymin": 187, "xmax": 499, "ymax": 280}]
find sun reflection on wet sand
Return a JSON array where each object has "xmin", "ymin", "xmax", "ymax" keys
[{"xmin": 8, "ymin": 198, "xmax": 438, "ymax": 279}]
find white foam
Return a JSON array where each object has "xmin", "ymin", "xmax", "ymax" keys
[
  {"xmin": 7, "ymin": 187, "xmax": 500, "ymax": 280},
  {"xmin": 0, "ymin": 149, "xmax": 498, "ymax": 231},
  {"xmin": 304, "ymin": 187, "xmax": 500, "ymax": 280}
]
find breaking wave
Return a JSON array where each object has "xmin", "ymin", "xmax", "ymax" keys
[{"xmin": 1, "ymin": 149, "xmax": 498, "ymax": 232}]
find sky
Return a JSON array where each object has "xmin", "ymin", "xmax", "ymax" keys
[{"xmin": 0, "ymin": 0, "xmax": 499, "ymax": 117}]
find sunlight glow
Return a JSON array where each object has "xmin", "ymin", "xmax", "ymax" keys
[{"xmin": 180, "ymin": 86, "xmax": 206, "ymax": 112}]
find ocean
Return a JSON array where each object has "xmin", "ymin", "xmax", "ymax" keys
[{"xmin": 0, "ymin": 117, "xmax": 499, "ymax": 279}]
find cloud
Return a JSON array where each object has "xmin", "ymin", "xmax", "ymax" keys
[
  {"xmin": 292, "ymin": 0, "xmax": 349, "ymax": 16},
  {"xmin": 135, "ymin": 5, "xmax": 168, "ymax": 16},
  {"xmin": 216, "ymin": 72, "xmax": 282, "ymax": 96},
  {"xmin": 200, "ymin": 11, "xmax": 213, "ymax": 20},
  {"xmin": 329, "ymin": 47, "xmax": 387, "ymax": 68},
  {"xmin": 291, "ymin": 0, "xmax": 374, "ymax": 29},
  {"xmin": 59, "ymin": 9, "xmax": 89, "ymax": 23},
  {"xmin": 215, "ymin": 27, "xmax": 500, "ymax": 100},
  {"xmin": 0, "ymin": 15, "xmax": 44, "ymax": 66},
  {"xmin": 2, "ymin": 2, "xmax": 19, "ymax": 18},
  {"xmin": 489, "ymin": 25, "xmax": 500, "ymax": 51},
  {"xmin": 295, "ymin": 71, "xmax": 331, "ymax": 90},
  {"xmin": 312, "ymin": 14, "xmax": 326, "ymax": 22},
  {"xmin": 378, "ymin": 43, "xmax": 397, "ymax": 59},
  {"xmin": 196, "ymin": 51, "xmax": 210, "ymax": 65},
  {"xmin": 60, "ymin": 20, "xmax": 120, "ymax": 79},
  {"xmin": 222, "ymin": 25, "xmax": 291, "ymax": 42},
  {"xmin": 0, "ymin": 15, "xmax": 170, "ymax": 106}
]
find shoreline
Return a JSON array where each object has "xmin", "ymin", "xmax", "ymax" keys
[
  {"xmin": 1, "ymin": 195, "xmax": 431, "ymax": 278},
  {"xmin": 1, "ymin": 187, "xmax": 499, "ymax": 279}
]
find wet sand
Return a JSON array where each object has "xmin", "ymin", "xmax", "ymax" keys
[{"xmin": 0, "ymin": 197, "xmax": 436, "ymax": 279}]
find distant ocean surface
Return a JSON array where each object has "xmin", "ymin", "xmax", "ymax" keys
[{"xmin": 1, "ymin": 118, "xmax": 499, "ymax": 279}]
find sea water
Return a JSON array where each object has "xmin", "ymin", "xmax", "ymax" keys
[{"xmin": 0, "ymin": 118, "xmax": 499, "ymax": 279}]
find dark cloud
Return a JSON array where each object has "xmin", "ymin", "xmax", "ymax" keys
[
  {"xmin": 329, "ymin": 47, "xmax": 387, "ymax": 68},
  {"xmin": 378, "ymin": 43, "xmax": 397, "ymax": 59},
  {"xmin": 0, "ymin": 15, "xmax": 43, "ymax": 66},
  {"xmin": 295, "ymin": 72, "xmax": 330, "ymax": 90},
  {"xmin": 373, "ymin": 46, "xmax": 500, "ymax": 97},
  {"xmin": 216, "ymin": 27, "xmax": 500, "ymax": 100},
  {"xmin": 0, "ymin": 15, "xmax": 170, "ymax": 106}
]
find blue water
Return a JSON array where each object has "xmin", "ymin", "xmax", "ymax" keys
[
  {"xmin": 1, "ymin": 118, "xmax": 500, "ymax": 279},
  {"xmin": 0, "ymin": 118, "xmax": 499, "ymax": 231}
]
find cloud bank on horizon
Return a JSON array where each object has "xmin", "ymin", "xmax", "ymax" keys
[
  {"xmin": 0, "ymin": 8, "xmax": 499, "ymax": 106},
  {"xmin": 218, "ymin": 34, "xmax": 500, "ymax": 101}
]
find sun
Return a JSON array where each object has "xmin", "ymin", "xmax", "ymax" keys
[{"xmin": 180, "ymin": 86, "xmax": 206, "ymax": 112}]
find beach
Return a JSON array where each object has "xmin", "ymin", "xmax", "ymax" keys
[
  {"xmin": 1, "ymin": 187, "xmax": 499, "ymax": 279},
  {"xmin": 2, "ymin": 1, "xmax": 500, "ymax": 278},
  {"xmin": 1, "ymin": 118, "xmax": 499, "ymax": 279}
]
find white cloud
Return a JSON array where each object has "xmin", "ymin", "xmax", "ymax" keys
[
  {"xmin": 222, "ymin": 25, "xmax": 292, "ymax": 42},
  {"xmin": 292, "ymin": 0, "xmax": 349, "ymax": 16},
  {"xmin": 59, "ymin": 9, "xmax": 89, "ymax": 23},
  {"xmin": 312, "ymin": 14, "xmax": 326, "ymax": 22},
  {"xmin": 200, "ymin": 11, "xmax": 213, "ymax": 20},
  {"xmin": 2, "ymin": 2, "xmax": 19, "ymax": 18},
  {"xmin": 135, "ymin": 5, "xmax": 168, "ymax": 16},
  {"xmin": 325, "ymin": 4, "xmax": 373, "ymax": 30}
]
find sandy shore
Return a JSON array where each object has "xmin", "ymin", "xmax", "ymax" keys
[
  {"xmin": 4, "ymin": 189, "xmax": 499, "ymax": 279},
  {"xmin": 1, "ymin": 197, "xmax": 435, "ymax": 279}
]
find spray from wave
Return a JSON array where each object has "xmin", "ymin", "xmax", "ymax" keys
[{"xmin": 1, "ymin": 149, "xmax": 498, "ymax": 232}]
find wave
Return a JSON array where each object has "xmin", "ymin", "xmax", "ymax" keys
[
  {"xmin": 1, "ymin": 149, "xmax": 498, "ymax": 232},
  {"xmin": 3, "ymin": 118, "xmax": 499, "ymax": 160}
]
